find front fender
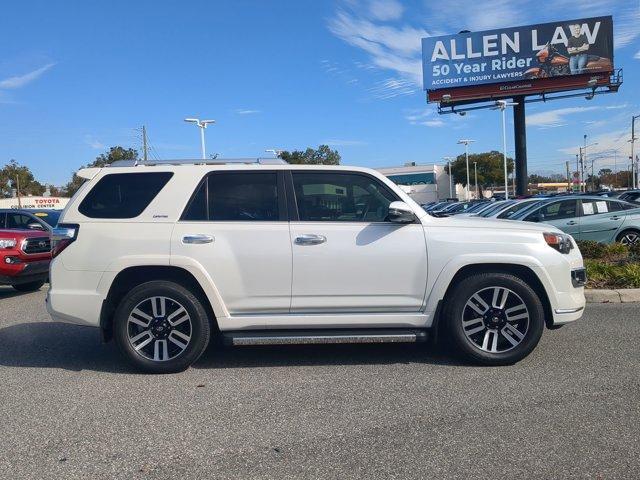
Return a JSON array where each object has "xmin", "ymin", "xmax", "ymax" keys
[{"xmin": 423, "ymin": 253, "xmax": 553, "ymax": 317}]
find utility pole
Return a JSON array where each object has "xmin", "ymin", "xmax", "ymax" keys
[
  {"xmin": 142, "ymin": 125, "xmax": 148, "ymax": 163},
  {"xmin": 566, "ymin": 161, "xmax": 571, "ymax": 192}
]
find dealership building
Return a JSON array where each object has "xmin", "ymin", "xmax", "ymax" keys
[{"xmin": 377, "ymin": 163, "xmax": 467, "ymax": 204}]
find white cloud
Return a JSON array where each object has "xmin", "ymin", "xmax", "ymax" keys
[
  {"xmin": 0, "ymin": 63, "xmax": 56, "ymax": 89},
  {"xmin": 368, "ymin": 77, "xmax": 417, "ymax": 99},
  {"xmin": 613, "ymin": 3, "xmax": 640, "ymax": 49},
  {"xmin": 636, "ymin": 51, "xmax": 640, "ymax": 59},
  {"xmin": 527, "ymin": 106, "xmax": 602, "ymax": 128},
  {"xmin": 322, "ymin": 139, "xmax": 368, "ymax": 147},
  {"xmin": 235, "ymin": 109, "xmax": 260, "ymax": 115},
  {"xmin": 404, "ymin": 108, "xmax": 445, "ymax": 127},
  {"xmin": 328, "ymin": 9, "xmax": 428, "ymax": 89},
  {"xmin": 369, "ymin": 0, "xmax": 403, "ymax": 21},
  {"xmin": 558, "ymin": 129, "xmax": 630, "ymax": 158},
  {"xmin": 84, "ymin": 135, "xmax": 104, "ymax": 150},
  {"xmin": 426, "ymin": 0, "xmax": 523, "ymax": 32}
]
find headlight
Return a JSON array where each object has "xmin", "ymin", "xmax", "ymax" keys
[
  {"xmin": 543, "ymin": 232, "xmax": 573, "ymax": 254},
  {"xmin": 0, "ymin": 239, "xmax": 17, "ymax": 249}
]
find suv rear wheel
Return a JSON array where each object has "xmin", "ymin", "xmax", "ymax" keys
[
  {"xmin": 443, "ymin": 272, "xmax": 544, "ymax": 366},
  {"xmin": 113, "ymin": 280, "xmax": 211, "ymax": 373}
]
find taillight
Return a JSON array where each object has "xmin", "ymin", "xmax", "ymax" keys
[{"xmin": 52, "ymin": 224, "xmax": 79, "ymax": 258}]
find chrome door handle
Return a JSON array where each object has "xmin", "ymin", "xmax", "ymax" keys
[
  {"xmin": 566, "ymin": 221, "xmax": 577, "ymax": 225},
  {"xmin": 295, "ymin": 234, "xmax": 326, "ymax": 246},
  {"xmin": 610, "ymin": 216, "xmax": 621, "ymax": 220},
  {"xmin": 182, "ymin": 234, "xmax": 214, "ymax": 244}
]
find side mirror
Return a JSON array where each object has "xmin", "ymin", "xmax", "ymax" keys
[
  {"xmin": 27, "ymin": 223, "xmax": 45, "ymax": 231},
  {"xmin": 388, "ymin": 201, "xmax": 415, "ymax": 224}
]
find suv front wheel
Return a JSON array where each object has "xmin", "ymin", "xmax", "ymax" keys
[
  {"xmin": 113, "ymin": 280, "xmax": 211, "ymax": 373},
  {"xmin": 443, "ymin": 272, "xmax": 545, "ymax": 366}
]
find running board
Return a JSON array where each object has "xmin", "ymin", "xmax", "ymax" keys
[{"xmin": 222, "ymin": 329, "xmax": 428, "ymax": 346}]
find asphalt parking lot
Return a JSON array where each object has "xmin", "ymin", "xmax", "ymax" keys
[{"xmin": 0, "ymin": 287, "xmax": 638, "ymax": 480}]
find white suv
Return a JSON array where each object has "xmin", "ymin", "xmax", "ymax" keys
[{"xmin": 47, "ymin": 159, "xmax": 586, "ymax": 373}]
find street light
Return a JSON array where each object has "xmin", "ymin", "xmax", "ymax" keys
[
  {"xmin": 630, "ymin": 115, "xmax": 640, "ymax": 189},
  {"xmin": 473, "ymin": 161, "xmax": 478, "ymax": 199},
  {"xmin": 491, "ymin": 100, "xmax": 518, "ymax": 200},
  {"xmin": 579, "ymin": 138, "xmax": 598, "ymax": 192},
  {"xmin": 457, "ymin": 139, "xmax": 475, "ymax": 200},
  {"xmin": 443, "ymin": 156, "xmax": 456, "ymax": 198},
  {"xmin": 184, "ymin": 118, "xmax": 216, "ymax": 159}
]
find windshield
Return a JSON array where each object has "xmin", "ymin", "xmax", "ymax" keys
[
  {"xmin": 497, "ymin": 200, "xmax": 542, "ymax": 219},
  {"xmin": 479, "ymin": 201, "xmax": 514, "ymax": 217},
  {"xmin": 28, "ymin": 210, "xmax": 62, "ymax": 227},
  {"xmin": 465, "ymin": 202, "xmax": 489, "ymax": 213}
]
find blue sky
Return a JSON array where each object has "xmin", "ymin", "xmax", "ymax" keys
[{"xmin": 1, "ymin": 0, "xmax": 639, "ymax": 186}]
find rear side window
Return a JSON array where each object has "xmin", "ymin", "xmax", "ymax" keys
[
  {"xmin": 526, "ymin": 200, "xmax": 577, "ymax": 222},
  {"xmin": 79, "ymin": 172, "xmax": 173, "ymax": 219},
  {"xmin": 5, "ymin": 213, "xmax": 33, "ymax": 229},
  {"xmin": 182, "ymin": 172, "xmax": 281, "ymax": 221}
]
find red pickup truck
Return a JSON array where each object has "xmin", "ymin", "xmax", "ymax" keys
[{"xmin": 0, "ymin": 229, "xmax": 51, "ymax": 292}]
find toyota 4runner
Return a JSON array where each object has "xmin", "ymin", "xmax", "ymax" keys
[{"xmin": 47, "ymin": 159, "xmax": 586, "ymax": 373}]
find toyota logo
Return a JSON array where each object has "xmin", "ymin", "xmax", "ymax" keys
[{"xmin": 38, "ymin": 241, "xmax": 46, "ymax": 248}]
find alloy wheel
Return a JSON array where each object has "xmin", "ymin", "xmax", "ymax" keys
[
  {"xmin": 619, "ymin": 232, "xmax": 640, "ymax": 245},
  {"xmin": 127, "ymin": 296, "xmax": 193, "ymax": 362},
  {"xmin": 461, "ymin": 286, "xmax": 530, "ymax": 354}
]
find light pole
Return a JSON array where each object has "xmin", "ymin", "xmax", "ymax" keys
[
  {"xmin": 184, "ymin": 118, "xmax": 216, "ymax": 159},
  {"xmin": 491, "ymin": 100, "xmax": 518, "ymax": 200},
  {"xmin": 457, "ymin": 139, "xmax": 475, "ymax": 200},
  {"xmin": 473, "ymin": 161, "xmax": 478, "ymax": 199},
  {"xmin": 443, "ymin": 156, "xmax": 455, "ymax": 198},
  {"xmin": 630, "ymin": 115, "xmax": 640, "ymax": 189},
  {"xmin": 579, "ymin": 140, "xmax": 598, "ymax": 192}
]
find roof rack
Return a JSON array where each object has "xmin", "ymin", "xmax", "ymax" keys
[{"xmin": 108, "ymin": 158, "xmax": 287, "ymax": 167}]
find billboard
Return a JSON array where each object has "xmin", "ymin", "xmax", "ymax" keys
[{"xmin": 422, "ymin": 16, "xmax": 613, "ymax": 103}]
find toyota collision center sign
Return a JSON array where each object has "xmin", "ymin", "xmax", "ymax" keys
[{"xmin": 422, "ymin": 16, "xmax": 614, "ymax": 103}]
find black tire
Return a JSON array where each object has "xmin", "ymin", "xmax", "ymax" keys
[
  {"xmin": 616, "ymin": 229, "xmax": 640, "ymax": 246},
  {"xmin": 442, "ymin": 273, "xmax": 545, "ymax": 366},
  {"xmin": 12, "ymin": 280, "xmax": 46, "ymax": 292},
  {"xmin": 113, "ymin": 280, "xmax": 211, "ymax": 374}
]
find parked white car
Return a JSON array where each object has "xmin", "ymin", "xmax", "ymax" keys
[{"xmin": 47, "ymin": 159, "xmax": 586, "ymax": 373}]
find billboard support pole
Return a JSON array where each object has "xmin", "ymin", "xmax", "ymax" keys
[{"xmin": 513, "ymin": 96, "xmax": 528, "ymax": 196}]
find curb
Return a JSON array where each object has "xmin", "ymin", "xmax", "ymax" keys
[{"xmin": 585, "ymin": 288, "xmax": 640, "ymax": 303}]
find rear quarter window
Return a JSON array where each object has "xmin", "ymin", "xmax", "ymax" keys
[{"xmin": 78, "ymin": 172, "xmax": 173, "ymax": 219}]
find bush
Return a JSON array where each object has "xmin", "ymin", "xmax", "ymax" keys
[
  {"xmin": 576, "ymin": 240, "xmax": 606, "ymax": 259},
  {"xmin": 585, "ymin": 260, "xmax": 640, "ymax": 288},
  {"xmin": 605, "ymin": 242, "xmax": 628, "ymax": 256},
  {"xmin": 629, "ymin": 242, "xmax": 640, "ymax": 259}
]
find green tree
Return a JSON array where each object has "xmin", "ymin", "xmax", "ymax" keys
[
  {"xmin": 279, "ymin": 145, "xmax": 341, "ymax": 165},
  {"xmin": 445, "ymin": 151, "xmax": 513, "ymax": 196},
  {"xmin": 63, "ymin": 146, "xmax": 138, "ymax": 197},
  {"xmin": 0, "ymin": 159, "xmax": 46, "ymax": 197}
]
